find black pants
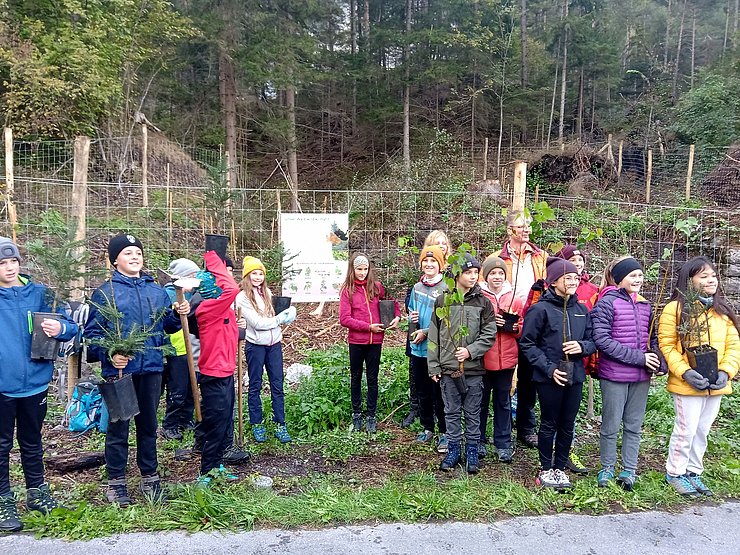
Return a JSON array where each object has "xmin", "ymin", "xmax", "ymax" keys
[
  {"xmin": 411, "ymin": 355, "xmax": 446, "ymax": 433},
  {"xmin": 407, "ymin": 356, "xmax": 419, "ymax": 413},
  {"xmin": 348, "ymin": 343, "xmax": 382, "ymax": 416},
  {"xmin": 199, "ymin": 374, "xmax": 235, "ymax": 475},
  {"xmin": 105, "ymin": 373, "xmax": 161, "ymax": 478},
  {"xmin": 480, "ymin": 369, "xmax": 515, "ymax": 449},
  {"xmin": 536, "ymin": 381, "xmax": 583, "ymax": 470},
  {"xmin": 162, "ymin": 354, "xmax": 195, "ymax": 431},
  {"xmin": 515, "ymin": 350, "xmax": 538, "ymax": 438},
  {"xmin": 0, "ymin": 390, "xmax": 48, "ymax": 495}
]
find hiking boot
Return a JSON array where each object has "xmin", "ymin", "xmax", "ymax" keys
[
  {"xmin": 478, "ymin": 442, "xmax": 488, "ymax": 459},
  {"xmin": 597, "ymin": 466, "xmax": 615, "ymax": 488},
  {"xmin": 0, "ymin": 495, "xmax": 22, "ymax": 533},
  {"xmin": 401, "ymin": 410, "xmax": 417, "ymax": 428},
  {"xmin": 666, "ymin": 474, "xmax": 700, "ymax": 497},
  {"xmin": 617, "ymin": 470, "xmax": 637, "ymax": 492},
  {"xmin": 415, "ymin": 430, "xmax": 433, "ymax": 443},
  {"xmin": 553, "ymin": 469, "xmax": 572, "ymax": 489},
  {"xmin": 252, "ymin": 423, "xmax": 267, "ymax": 443},
  {"xmin": 26, "ymin": 483, "xmax": 61, "ymax": 515},
  {"xmin": 140, "ymin": 474, "xmax": 166, "ymax": 503},
  {"xmin": 497, "ymin": 447, "xmax": 514, "ymax": 463},
  {"xmin": 106, "ymin": 478, "xmax": 132, "ymax": 506},
  {"xmin": 436, "ymin": 434, "xmax": 449, "ymax": 453},
  {"xmin": 182, "ymin": 420, "xmax": 196, "ymax": 431},
  {"xmin": 465, "ymin": 444, "xmax": 480, "ymax": 474},
  {"xmin": 352, "ymin": 413, "xmax": 363, "ymax": 433},
  {"xmin": 536, "ymin": 469, "xmax": 559, "ymax": 488},
  {"xmin": 274, "ymin": 424, "xmax": 292, "ymax": 444},
  {"xmin": 566, "ymin": 452, "xmax": 588, "ymax": 475},
  {"xmin": 686, "ymin": 472, "xmax": 713, "ymax": 496},
  {"xmin": 222, "ymin": 445, "xmax": 251, "ymax": 464},
  {"xmin": 518, "ymin": 433, "xmax": 538, "ymax": 449},
  {"xmin": 160, "ymin": 427, "xmax": 183, "ymax": 441},
  {"xmin": 439, "ymin": 441, "xmax": 461, "ymax": 471},
  {"xmin": 366, "ymin": 416, "xmax": 377, "ymax": 434}
]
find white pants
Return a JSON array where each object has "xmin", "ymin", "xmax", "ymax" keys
[{"xmin": 666, "ymin": 393, "xmax": 722, "ymax": 476}]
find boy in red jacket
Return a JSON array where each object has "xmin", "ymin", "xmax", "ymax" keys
[{"xmin": 194, "ymin": 251, "xmax": 240, "ymax": 479}]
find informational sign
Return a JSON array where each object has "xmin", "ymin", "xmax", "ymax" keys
[{"xmin": 280, "ymin": 213, "xmax": 349, "ymax": 302}]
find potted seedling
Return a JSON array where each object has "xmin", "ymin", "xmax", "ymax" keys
[{"xmin": 677, "ymin": 285, "xmax": 718, "ymax": 384}]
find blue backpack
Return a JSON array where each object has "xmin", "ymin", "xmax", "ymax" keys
[{"xmin": 64, "ymin": 381, "xmax": 109, "ymax": 433}]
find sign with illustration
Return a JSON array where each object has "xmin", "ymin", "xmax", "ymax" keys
[{"xmin": 280, "ymin": 213, "xmax": 349, "ymax": 302}]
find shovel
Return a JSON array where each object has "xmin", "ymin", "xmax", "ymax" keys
[
  {"xmin": 236, "ymin": 307, "xmax": 245, "ymax": 448},
  {"xmin": 99, "ymin": 369, "xmax": 140, "ymax": 423}
]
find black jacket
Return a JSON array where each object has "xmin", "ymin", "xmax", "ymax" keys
[{"xmin": 519, "ymin": 288, "xmax": 596, "ymax": 384}]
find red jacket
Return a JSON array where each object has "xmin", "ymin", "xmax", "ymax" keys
[
  {"xmin": 481, "ymin": 283, "xmax": 523, "ymax": 371},
  {"xmin": 339, "ymin": 280, "xmax": 399, "ymax": 345},
  {"xmin": 195, "ymin": 251, "xmax": 240, "ymax": 378},
  {"xmin": 577, "ymin": 273, "xmax": 599, "ymax": 310}
]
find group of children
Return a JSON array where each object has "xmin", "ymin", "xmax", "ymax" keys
[{"xmin": 1, "ymin": 215, "xmax": 738, "ymax": 531}]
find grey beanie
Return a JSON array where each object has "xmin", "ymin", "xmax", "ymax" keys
[
  {"xmin": 0, "ymin": 236, "xmax": 21, "ymax": 262},
  {"xmin": 168, "ymin": 258, "xmax": 199, "ymax": 278}
]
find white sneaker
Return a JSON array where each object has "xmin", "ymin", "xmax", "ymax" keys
[
  {"xmin": 553, "ymin": 469, "xmax": 572, "ymax": 488},
  {"xmin": 536, "ymin": 469, "xmax": 559, "ymax": 488}
]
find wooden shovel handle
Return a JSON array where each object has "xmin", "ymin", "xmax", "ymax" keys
[
  {"xmin": 236, "ymin": 307, "xmax": 245, "ymax": 448},
  {"xmin": 176, "ymin": 288, "xmax": 201, "ymax": 422}
]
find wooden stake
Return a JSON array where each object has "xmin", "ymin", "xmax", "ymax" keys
[
  {"xmin": 166, "ymin": 163, "xmax": 172, "ymax": 230},
  {"xmin": 685, "ymin": 144, "xmax": 695, "ymax": 201},
  {"xmin": 512, "ymin": 161, "xmax": 527, "ymax": 212},
  {"xmin": 646, "ymin": 149, "xmax": 653, "ymax": 203},
  {"xmin": 141, "ymin": 123, "xmax": 149, "ymax": 207},
  {"xmin": 3, "ymin": 128, "xmax": 16, "ymax": 242},
  {"xmin": 606, "ymin": 133, "xmax": 614, "ymax": 165},
  {"xmin": 176, "ymin": 288, "xmax": 201, "ymax": 421},
  {"xmin": 236, "ymin": 308, "xmax": 245, "ymax": 448},
  {"xmin": 482, "ymin": 137, "xmax": 489, "ymax": 181},
  {"xmin": 617, "ymin": 140, "xmax": 624, "ymax": 177}
]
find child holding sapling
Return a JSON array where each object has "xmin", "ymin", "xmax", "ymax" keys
[
  {"xmin": 339, "ymin": 253, "xmax": 399, "ymax": 433},
  {"xmin": 84, "ymin": 234, "xmax": 189, "ymax": 506},
  {"xmin": 479, "ymin": 255, "xmax": 523, "ymax": 463},
  {"xmin": 428, "ymin": 253, "xmax": 496, "ymax": 474},
  {"xmin": 236, "ymin": 256, "xmax": 296, "ymax": 444},
  {"xmin": 590, "ymin": 256, "xmax": 666, "ymax": 491},
  {"xmin": 658, "ymin": 256, "xmax": 740, "ymax": 497},
  {"xmin": 0, "ymin": 237, "xmax": 78, "ymax": 533}
]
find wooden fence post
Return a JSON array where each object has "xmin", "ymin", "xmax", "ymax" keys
[
  {"xmin": 645, "ymin": 149, "xmax": 653, "ymax": 203},
  {"xmin": 685, "ymin": 144, "xmax": 695, "ymax": 201},
  {"xmin": 617, "ymin": 140, "xmax": 624, "ymax": 177},
  {"xmin": 3, "ymin": 128, "xmax": 17, "ymax": 242},
  {"xmin": 606, "ymin": 133, "xmax": 614, "ymax": 165},
  {"xmin": 141, "ymin": 123, "xmax": 149, "ymax": 207},
  {"xmin": 512, "ymin": 161, "xmax": 527, "ymax": 213},
  {"xmin": 482, "ymin": 137, "xmax": 489, "ymax": 181}
]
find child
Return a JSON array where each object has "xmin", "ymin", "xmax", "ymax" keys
[
  {"xmin": 85, "ymin": 234, "xmax": 189, "ymax": 505},
  {"xmin": 0, "ymin": 237, "xmax": 78, "ymax": 533},
  {"xmin": 590, "ymin": 256, "xmax": 665, "ymax": 490},
  {"xmin": 519, "ymin": 258, "xmax": 595, "ymax": 489},
  {"xmin": 161, "ymin": 258, "xmax": 200, "ymax": 440},
  {"xmin": 339, "ymin": 253, "xmax": 399, "ymax": 433},
  {"xmin": 193, "ymin": 251, "xmax": 242, "ymax": 479},
  {"xmin": 479, "ymin": 255, "xmax": 523, "ymax": 464},
  {"xmin": 428, "ymin": 253, "xmax": 496, "ymax": 473},
  {"xmin": 423, "ymin": 229, "xmax": 453, "ymax": 260},
  {"xmin": 554, "ymin": 244, "xmax": 598, "ymax": 309},
  {"xmin": 236, "ymin": 256, "xmax": 296, "ymax": 444},
  {"xmin": 407, "ymin": 245, "xmax": 448, "ymax": 450},
  {"xmin": 658, "ymin": 256, "xmax": 740, "ymax": 497}
]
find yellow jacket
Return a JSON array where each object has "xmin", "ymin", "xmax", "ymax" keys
[{"xmin": 658, "ymin": 300, "xmax": 740, "ymax": 396}]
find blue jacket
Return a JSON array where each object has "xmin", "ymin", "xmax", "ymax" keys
[
  {"xmin": 84, "ymin": 271, "xmax": 181, "ymax": 378},
  {"xmin": 0, "ymin": 275, "xmax": 78, "ymax": 395},
  {"xmin": 408, "ymin": 278, "xmax": 447, "ymax": 358}
]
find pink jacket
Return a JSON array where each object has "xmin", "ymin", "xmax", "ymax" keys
[
  {"xmin": 339, "ymin": 281, "xmax": 399, "ymax": 345},
  {"xmin": 481, "ymin": 282, "xmax": 523, "ymax": 371}
]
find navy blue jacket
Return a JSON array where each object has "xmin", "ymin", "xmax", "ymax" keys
[
  {"xmin": 0, "ymin": 275, "xmax": 78, "ymax": 395},
  {"xmin": 84, "ymin": 271, "xmax": 181, "ymax": 378},
  {"xmin": 519, "ymin": 288, "xmax": 596, "ymax": 384}
]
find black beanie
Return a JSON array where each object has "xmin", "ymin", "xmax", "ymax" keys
[
  {"xmin": 611, "ymin": 257, "xmax": 643, "ymax": 286},
  {"xmin": 108, "ymin": 233, "xmax": 144, "ymax": 265}
]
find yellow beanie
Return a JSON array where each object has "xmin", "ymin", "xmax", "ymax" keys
[
  {"xmin": 242, "ymin": 256, "xmax": 266, "ymax": 278},
  {"xmin": 418, "ymin": 244, "xmax": 447, "ymax": 271}
]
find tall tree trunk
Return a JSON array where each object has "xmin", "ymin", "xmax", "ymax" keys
[
  {"xmin": 664, "ymin": 0, "xmax": 672, "ymax": 69},
  {"xmin": 590, "ymin": 80, "xmax": 596, "ymax": 134},
  {"xmin": 402, "ymin": 0, "xmax": 412, "ymax": 177},
  {"xmin": 723, "ymin": 0, "xmax": 730, "ymax": 54},
  {"xmin": 218, "ymin": 47, "xmax": 237, "ymax": 188},
  {"xmin": 577, "ymin": 67, "xmax": 584, "ymax": 140},
  {"xmin": 671, "ymin": 0, "xmax": 687, "ymax": 104},
  {"xmin": 690, "ymin": 9, "xmax": 695, "ymax": 88},
  {"xmin": 547, "ymin": 40, "xmax": 561, "ymax": 149},
  {"xmin": 735, "ymin": 0, "xmax": 739, "ymax": 36},
  {"xmin": 286, "ymin": 86, "xmax": 299, "ymax": 210},
  {"xmin": 362, "ymin": 0, "xmax": 370, "ymax": 45},
  {"xmin": 558, "ymin": 0, "xmax": 569, "ymax": 144},
  {"xmin": 350, "ymin": 0, "xmax": 358, "ymax": 135},
  {"xmin": 521, "ymin": 0, "xmax": 528, "ymax": 87}
]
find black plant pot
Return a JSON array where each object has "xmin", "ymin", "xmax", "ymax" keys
[
  {"xmin": 407, "ymin": 319, "xmax": 418, "ymax": 337},
  {"xmin": 379, "ymin": 300, "xmax": 396, "ymax": 328},
  {"xmin": 558, "ymin": 360, "xmax": 575, "ymax": 386},
  {"xmin": 99, "ymin": 373, "xmax": 140, "ymax": 423},
  {"xmin": 645, "ymin": 348, "xmax": 664, "ymax": 375},
  {"xmin": 500, "ymin": 311, "xmax": 519, "ymax": 333},
  {"xmin": 205, "ymin": 234, "xmax": 229, "ymax": 262},
  {"xmin": 272, "ymin": 296, "xmax": 292, "ymax": 315},
  {"xmin": 686, "ymin": 345, "xmax": 719, "ymax": 384},
  {"xmin": 30, "ymin": 312, "xmax": 61, "ymax": 361}
]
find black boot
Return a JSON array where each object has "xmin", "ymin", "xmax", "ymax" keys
[
  {"xmin": 0, "ymin": 495, "xmax": 22, "ymax": 533},
  {"xmin": 439, "ymin": 441, "xmax": 461, "ymax": 471}
]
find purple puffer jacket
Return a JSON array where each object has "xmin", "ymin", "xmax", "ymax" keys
[{"xmin": 590, "ymin": 286, "xmax": 658, "ymax": 382}]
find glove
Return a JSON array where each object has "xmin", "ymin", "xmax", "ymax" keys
[
  {"xmin": 709, "ymin": 370, "xmax": 729, "ymax": 390},
  {"xmin": 276, "ymin": 306, "xmax": 297, "ymax": 325},
  {"xmin": 682, "ymin": 369, "xmax": 710, "ymax": 391}
]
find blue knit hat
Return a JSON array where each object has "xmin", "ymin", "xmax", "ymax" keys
[{"xmin": 196, "ymin": 270, "xmax": 222, "ymax": 299}]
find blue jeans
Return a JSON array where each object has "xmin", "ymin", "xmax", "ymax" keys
[{"xmin": 246, "ymin": 342, "xmax": 285, "ymax": 425}]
